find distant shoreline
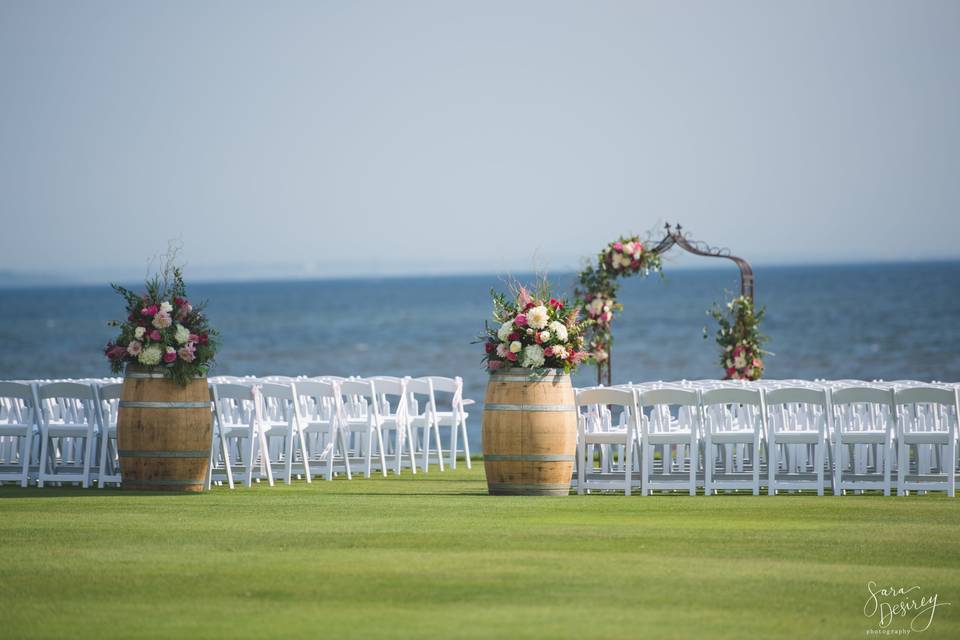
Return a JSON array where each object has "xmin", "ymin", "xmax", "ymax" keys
[{"xmin": 3, "ymin": 258, "xmax": 960, "ymax": 291}]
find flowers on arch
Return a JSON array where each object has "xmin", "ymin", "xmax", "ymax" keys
[
  {"xmin": 104, "ymin": 263, "xmax": 218, "ymax": 386},
  {"xmin": 706, "ymin": 295, "xmax": 769, "ymax": 381},
  {"xmin": 481, "ymin": 285, "xmax": 587, "ymax": 373},
  {"xmin": 602, "ymin": 236, "xmax": 661, "ymax": 276},
  {"xmin": 576, "ymin": 234, "xmax": 662, "ymax": 369}
]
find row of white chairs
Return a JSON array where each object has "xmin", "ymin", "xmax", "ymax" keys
[
  {"xmin": 575, "ymin": 379, "xmax": 960, "ymax": 497},
  {"xmin": 0, "ymin": 375, "xmax": 472, "ymax": 489}
]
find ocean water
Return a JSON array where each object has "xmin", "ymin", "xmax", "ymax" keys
[{"xmin": 1, "ymin": 262, "xmax": 959, "ymax": 445}]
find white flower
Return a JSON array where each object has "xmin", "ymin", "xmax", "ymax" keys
[
  {"xmin": 159, "ymin": 301, "xmax": 173, "ymax": 314},
  {"xmin": 588, "ymin": 299, "xmax": 605, "ymax": 316},
  {"xmin": 134, "ymin": 326, "xmax": 145, "ymax": 340},
  {"xmin": 548, "ymin": 321, "xmax": 568, "ymax": 342},
  {"xmin": 497, "ymin": 321, "xmax": 513, "ymax": 342},
  {"xmin": 734, "ymin": 355, "xmax": 747, "ymax": 369},
  {"xmin": 623, "ymin": 242, "xmax": 635, "ymax": 255},
  {"xmin": 551, "ymin": 345, "xmax": 568, "ymax": 360},
  {"xmin": 526, "ymin": 328, "xmax": 534, "ymax": 335},
  {"xmin": 538, "ymin": 331, "xmax": 551, "ymax": 343},
  {"xmin": 152, "ymin": 310, "xmax": 172, "ymax": 329},
  {"xmin": 496, "ymin": 343, "xmax": 510, "ymax": 358},
  {"xmin": 174, "ymin": 324, "xmax": 190, "ymax": 345},
  {"xmin": 527, "ymin": 305, "xmax": 548, "ymax": 329},
  {"xmin": 138, "ymin": 345, "xmax": 161, "ymax": 366},
  {"xmin": 726, "ymin": 359, "xmax": 734, "ymax": 368},
  {"xmin": 509, "ymin": 341, "xmax": 522, "ymax": 354},
  {"xmin": 521, "ymin": 344, "xmax": 545, "ymax": 368}
]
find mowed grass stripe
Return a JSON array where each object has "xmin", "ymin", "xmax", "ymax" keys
[{"xmin": 1, "ymin": 467, "xmax": 958, "ymax": 639}]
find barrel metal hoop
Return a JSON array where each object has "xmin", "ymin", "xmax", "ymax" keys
[
  {"xmin": 489, "ymin": 376, "xmax": 569, "ymax": 382},
  {"xmin": 487, "ymin": 482, "xmax": 572, "ymax": 491},
  {"xmin": 125, "ymin": 372, "xmax": 204, "ymax": 380},
  {"xmin": 125, "ymin": 479, "xmax": 206, "ymax": 486},
  {"xmin": 119, "ymin": 450, "xmax": 209, "ymax": 458},
  {"xmin": 484, "ymin": 403, "xmax": 575, "ymax": 412},
  {"xmin": 484, "ymin": 454, "xmax": 575, "ymax": 462},
  {"xmin": 118, "ymin": 401, "xmax": 210, "ymax": 409}
]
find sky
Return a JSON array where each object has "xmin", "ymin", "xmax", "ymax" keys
[{"xmin": 1, "ymin": 0, "xmax": 958, "ymax": 282}]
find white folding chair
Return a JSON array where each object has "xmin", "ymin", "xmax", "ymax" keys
[
  {"xmin": 638, "ymin": 388, "xmax": 702, "ymax": 496},
  {"xmin": 369, "ymin": 377, "xmax": 417, "ymax": 475},
  {"xmin": 765, "ymin": 387, "xmax": 832, "ymax": 496},
  {"xmin": 894, "ymin": 386, "xmax": 957, "ymax": 497},
  {"xmin": 576, "ymin": 387, "xmax": 639, "ymax": 495},
  {"xmin": 831, "ymin": 386, "xmax": 894, "ymax": 496},
  {"xmin": 209, "ymin": 383, "xmax": 271, "ymax": 488},
  {"xmin": 94, "ymin": 382, "xmax": 123, "ymax": 488},
  {"xmin": 421, "ymin": 376, "xmax": 472, "ymax": 470},
  {"xmin": 701, "ymin": 387, "xmax": 765, "ymax": 496},
  {"xmin": 36, "ymin": 382, "xmax": 99, "ymax": 488},
  {"xmin": 292, "ymin": 380, "xmax": 353, "ymax": 481},
  {"xmin": 0, "ymin": 382, "xmax": 38, "ymax": 487},
  {"xmin": 405, "ymin": 377, "xmax": 444, "ymax": 473},
  {"xmin": 338, "ymin": 380, "xmax": 387, "ymax": 478},
  {"xmin": 257, "ymin": 382, "xmax": 311, "ymax": 484}
]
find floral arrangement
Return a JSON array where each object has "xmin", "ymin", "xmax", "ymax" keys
[
  {"xmin": 706, "ymin": 295, "xmax": 769, "ymax": 381},
  {"xmin": 481, "ymin": 283, "xmax": 587, "ymax": 373},
  {"xmin": 576, "ymin": 235, "xmax": 662, "ymax": 371},
  {"xmin": 104, "ymin": 261, "xmax": 217, "ymax": 386}
]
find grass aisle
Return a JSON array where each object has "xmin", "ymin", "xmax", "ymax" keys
[{"xmin": 1, "ymin": 466, "xmax": 958, "ymax": 639}]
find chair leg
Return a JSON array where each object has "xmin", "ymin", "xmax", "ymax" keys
[
  {"xmin": 897, "ymin": 440, "xmax": 906, "ymax": 496},
  {"xmin": 767, "ymin": 435, "xmax": 776, "ymax": 496},
  {"xmin": 624, "ymin": 436, "xmax": 633, "ymax": 497},
  {"xmin": 20, "ymin": 432, "xmax": 32, "ymax": 488},
  {"xmin": 704, "ymin": 434, "xmax": 712, "ymax": 496},
  {"xmin": 449, "ymin": 421, "xmax": 458, "ymax": 470},
  {"xmin": 460, "ymin": 417, "xmax": 472, "ymax": 469},
  {"xmin": 37, "ymin": 429, "xmax": 49, "ymax": 489},
  {"xmin": 432, "ymin": 422, "xmax": 444, "ymax": 472}
]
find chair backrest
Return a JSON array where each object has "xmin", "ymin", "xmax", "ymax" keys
[
  {"xmin": 0, "ymin": 381, "xmax": 36, "ymax": 427},
  {"xmin": 211, "ymin": 383, "xmax": 258, "ymax": 429},
  {"xmin": 339, "ymin": 379, "xmax": 375, "ymax": 420},
  {"xmin": 764, "ymin": 386, "xmax": 829, "ymax": 435},
  {"xmin": 35, "ymin": 382, "xmax": 97, "ymax": 427},
  {"xmin": 894, "ymin": 386, "xmax": 959, "ymax": 435},
  {"xmin": 257, "ymin": 382, "xmax": 298, "ymax": 423},
  {"xmin": 576, "ymin": 387, "xmax": 637, "ymax": 432},
  {"xmin": 638, "ymin": 388, "xmax": 701, "ymax": 435},
  {"xmin": 700, "ymin": 387, "xmax": 765, "ymax": 435},
  {"xmin": 95, "ymin": 383, "xmax": 124, "ymax": 428},
  {"xmin": 291, "ymin": 380, "xmax": 341, "ymax": 423},
  {"xmin": 830, "ymin": 385, "xmax": 895, "ymax": 435}
]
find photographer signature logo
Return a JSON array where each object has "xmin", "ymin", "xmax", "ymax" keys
[{"xmin": 863, "ymin": 581, "xmax": 950, "ymax": 633}]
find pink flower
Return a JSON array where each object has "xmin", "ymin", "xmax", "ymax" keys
[
  {"xmin": 178, "ymin": 345, "xmax": 196, "ymax": 362},
  {"xmin": 149, "ymin": 329, "xmax": 162, "ymax": 341},
  {"xmin": 188, "ymin": 334, "xmax": 199, "ymax": 343},
  {"xmin": 506, "ymin": 351, "xmax": 518, "ymax": 362},
  {"xmin": 543, "ymin": 346, "xmax": 554, "ymax": 357},
  {"xmin": 508, "ymin": 332, "xmax": 520, "ymax": 342},
  {"xmin": 548, "ymin": 298, "xmax": 563, "ymax": 309},
  {"xmin": 174, "ymin": 296, "xmax": 188, "ymax": 307},
  {"xmin": 141, "ymin": 304, "xmax": 158, "ymax": 317},
  {"xmin": 126, "ymin": 341, "xmax": 142, "ymax": 356},
  {"xmin": 162, "ymin": 348, "xmax": 177, "ymax": 363},
  {"xmin": 485, "ymin": 342, "xmax": 496, "ymax": 354},
  {"xmin": 176, "ymin": 304, "xmax": 192, "ymax": 321},
  {"xmin": 514, "ymin": 314, "xmax": 528, "ymax": 327},
  {"xmin": 726, "ymin": 367, "xmax": 736, "ymax": 377},
  {"xmin": 487, "ymin": 360, "xmax": 504, "ymax": 370},
  {"xmin": 612, "ymin": 242, "xmax": 623, "ymax": 251},
  {"xmin": 518, "ymin": 287, "xmax": 532, "ymax": 307},
  {"xmin": 753, "ymin": 358, "xmax": 763, "ymax": 368}
]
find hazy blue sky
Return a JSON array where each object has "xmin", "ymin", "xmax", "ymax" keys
[{"xmin": 1, "ymin": 1, "xmax": 958, "ymax": 281}]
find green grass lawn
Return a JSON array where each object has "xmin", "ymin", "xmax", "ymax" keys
[{"xmin": 1, "ymin": 465, "xmax": 958, "ymax": 639}]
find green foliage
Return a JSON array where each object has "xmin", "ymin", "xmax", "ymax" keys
[{"xmin": 705, "ymin": 294, "xmax": 770, "ymax": 380}]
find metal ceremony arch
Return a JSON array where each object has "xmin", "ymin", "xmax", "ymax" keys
[{"xmin": 597, "ymin": 222, "xmax": 755, "ymax": 386}]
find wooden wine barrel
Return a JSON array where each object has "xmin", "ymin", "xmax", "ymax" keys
[
  {"xmin": 482, "ymin": 368, "xmax": 576, "ymax": 496},
  {"xmin": 117, "ymin": 365, "xmax": 212, "ymax": 492}
]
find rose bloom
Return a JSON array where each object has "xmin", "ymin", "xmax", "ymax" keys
[
  {"xmin": 149, "ymin": 329, "xmax": 162, "ymax": 341},
  {"xmin": 162, "ymin": 347, "xmax": 177, "ymax": 363},
  {"xmin": 126, "ymin": 341, "xmax": 142, "ymax": 356}
]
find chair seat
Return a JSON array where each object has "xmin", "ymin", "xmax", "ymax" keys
[
  {"xmin": 708, "ymin": 432, "xmax": 757, "ymax": 444},
  {"xmin": 901, "ymin": 433, "xmax": 950, "ymax": 445},
  {"xmin": 0, "ymin": 425, "xmax": 32, "ymax": 436},
  {"xmin": 837, "ymin": 431, "xmax": 886, "ymax": 445},
  {"xmin": 583, "ymin": 430, "xmax": 631, "ymax": 445},
  {"xmin": 771, "ymin": 431, "xmax": 820, "ymax": 444},
  {"xmin": 646, "ymin": 432, "xmax": 693, "ymax": 445}
]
